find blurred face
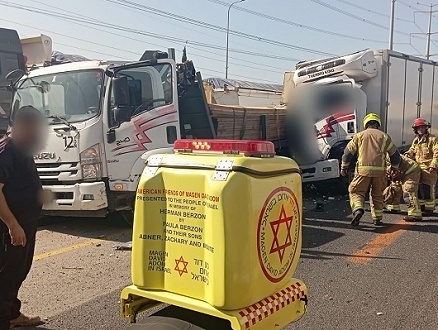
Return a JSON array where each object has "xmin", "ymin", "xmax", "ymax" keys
[
  {"xmin": 12, "ymin": 117, "xmax": 48, "ymax": 155},
  {"xmin": 416, "ymin": 125, "xmax": 427, "ymax": 135}
]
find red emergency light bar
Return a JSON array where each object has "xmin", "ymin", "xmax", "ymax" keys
[{"xmin": 173, "ymin": 139, "xmax": 276, "ymax": 157}]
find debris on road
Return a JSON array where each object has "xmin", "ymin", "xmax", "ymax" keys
[
  {"xmin": 95, "ymin": 243, "xmax": 102, "ymax": 247},
  {"xmin": 115, "ymin": 241, "xmax": 132, "ymax": 250},
  {"xmin": 376, "ymin": 312, "xmax": 384, "ymax": 316},
  {"xmin": 61, "ymin": 266, "xmax": 84, "ymax": 270},
  {"xmin": 315, "ymin": 201, "xmax": 325, "ymax": 212}
]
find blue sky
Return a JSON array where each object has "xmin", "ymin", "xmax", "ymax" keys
[{"xmin": 0, "ymin": 0, "xmax": 436, "ymax": 84}]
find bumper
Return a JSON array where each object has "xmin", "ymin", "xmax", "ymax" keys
[
  {"xmin": 42, "ymin": 182, "xmax": 108, "ymax": 213},
  {"xmin": 121, "ymin": 279, "xmax": 308, "ymax": 329},
  {"xmin": 301, "ymin": 159, "xmax": 340, "ymax": 182}
]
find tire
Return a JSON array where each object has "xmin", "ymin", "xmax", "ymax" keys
[{"xmin": 121, "ymin": 205, "xmax": 134, "ymax": 226}]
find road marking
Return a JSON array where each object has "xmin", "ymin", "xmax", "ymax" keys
[
  {"xmin": 33, "ymin": 229, "xmax": 132, "ymax": 261},
  {"xmin": 348, "ymin": 220, "xmax": 413, "ymax": 264}
]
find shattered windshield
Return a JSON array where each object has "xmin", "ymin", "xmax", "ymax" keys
[{"xmin": 11, "ymin": 69, "xmax": 103, "ymax": 125}]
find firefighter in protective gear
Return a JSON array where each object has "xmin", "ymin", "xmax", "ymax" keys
[
  {"xmin": 341, "ymin": 113, "xmax": 401, "ymax": 226},
  {"xmin": 383, "ymin": 155, "xmax": 422, "ymax": 221},
  {"xmin": 406, "ymin": 118, "xmax": 438, "ymax": 215}
]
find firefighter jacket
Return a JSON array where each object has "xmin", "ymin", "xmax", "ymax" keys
[
  {"xmin": 387, "ymin": 154, "xmax": 420, "ymax": 180},
  {"xmin": 406, "ymin": 133, "xmax": 438, "ymax": 169},
  {"xmin": 342, "ymin": 128, "xmax": 399, "ymax": 177}
]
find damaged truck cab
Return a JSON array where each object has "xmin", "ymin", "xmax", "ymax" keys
[{"xmin": 120, "ymin": 139, "xmax": 308, "ymax": 329}]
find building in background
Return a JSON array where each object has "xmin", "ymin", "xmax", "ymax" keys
[{"xmin": 204, "ymin": 77, "xmax": 282, "ymax": 107}]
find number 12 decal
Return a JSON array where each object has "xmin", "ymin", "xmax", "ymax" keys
[{"xmin": 63, "ymin": 136, "xmax": 77, "ymax": 149}]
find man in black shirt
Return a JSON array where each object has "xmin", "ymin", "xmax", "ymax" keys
[{"xmin": 0, "ymin": 106, "xmax": 47, "ymax": 330}]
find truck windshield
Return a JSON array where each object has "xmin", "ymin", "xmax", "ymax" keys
[{"xmin": 11, "ymin": 69, "xmax": 103, "ymax": 125}]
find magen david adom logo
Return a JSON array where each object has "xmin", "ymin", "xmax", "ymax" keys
[{"xmin": 257, "ymin": 187, "xmax": 301, "ymax": 283}]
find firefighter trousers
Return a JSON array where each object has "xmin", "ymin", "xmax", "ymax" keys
[
  {"xmin": 419, "ymin": 169, "xmax": 437, "ymax": 211},
  {"xmin": 384, "ymin": 171, "xmax": 422, "ymax": 218},
  {"xmin": 0, "ymin": 222, "xmax": 37, "ymax": 330},
  {"xmin": 349, "ymin": 174, "xmax": 386, "ymax": 220}
]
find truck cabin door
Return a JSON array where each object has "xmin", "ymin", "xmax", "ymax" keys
[{"xmin": 103, "ymin": 60, "xmax": 180, "ymax": 181}]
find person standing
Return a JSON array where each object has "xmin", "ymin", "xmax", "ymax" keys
[
  {"xmin": 383, "ymin": 154, "xmax": 422, "ymax": 221},
  {"xmin": 341, "ymin": 113, "xmax": 401, "ymax": 226},
  {"xmin": 0, "ymin": 106, "xmax": 47, "ymax": 330},
  {"xmin": 406, "ymin": 118, "xmax": 438, "ymax": 215}
]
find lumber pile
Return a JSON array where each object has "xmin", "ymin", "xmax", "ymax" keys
[{"xmin": 209, "ymin": 103, "xmax": 287, "ymax": 141}]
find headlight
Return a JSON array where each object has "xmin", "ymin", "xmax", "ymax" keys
[{"xmin": 80, "ymin": 144, "xmax": 102, "ymax": 180}]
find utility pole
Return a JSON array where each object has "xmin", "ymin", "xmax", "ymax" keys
[
  {"xmin": 389, "ymin": 0, "xmax": 396, "ymax": 50},
  {"xmin": 225, "ymin": 0, "xmax": 245, "ymax": 79},
  {"xmin": 426, "ymin": 3, "xmax": 434, "ymax": 59},
  {"xmin": 416, "ymin": 2, "xmax": 438, "ymax": 59}
]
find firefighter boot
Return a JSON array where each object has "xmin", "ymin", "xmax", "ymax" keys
[
  {"xmin": 373, "ymin": 219, "xmax": 384, "ymax": 226},
  {"xmin": 404, "ymin": 216, "xmax": 422, "ymax": 222},
  {"xmin": 351, "ymin": 209, "xmax": 364, "ymax": 227}
]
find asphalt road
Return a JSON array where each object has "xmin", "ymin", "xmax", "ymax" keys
[{"xmin": 14, "ymin": 186, "xmax": 438, "ymax": 330}]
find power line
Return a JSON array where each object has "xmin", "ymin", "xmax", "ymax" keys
[
  {"xmin": 0, "ymin": 16, "xmax": 283, "ymax": 82},
  {"xmin": 205, "ymin": 0, "xmax": 390, "ymax": 44},
  {"xmin": 0, "ymin": 1, "xmax": 302, "ymax": 63},
  {"xmin": 398, "ymin": 1, "xmax": 421, "ymax": 12},
  {"xmin": 102, "ymin": 0, "xmax": 335, "ymax": 56},
  {"xmin": 413, "ymin": 20, "xmax": 438, "ymax": 53},
  {"xmin": 309, "ymin": 0, "xmax": 438, "ymax": 43},
  {"xmin": 3, "ymin": 15, "xmax": 288, "ymax": 74},
  {"xmin": 309, "ymin": 0, "xmax": 412, "ymax": 36},
  {"xmin": 332, "ymin": 0, "xmax": 413, "ymax": 23}
]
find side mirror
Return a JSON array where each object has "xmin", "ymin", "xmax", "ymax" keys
[
  {"xmin": 113, "ymin": 76, "xmax": 132, "ymax": 123},
  {"xmin": 6, "ymin": 69, "xmax": 25, "ymax": 86},
  {"xmin": 113, "ymin": 76, "xmax": 130, "ymax": 106}
]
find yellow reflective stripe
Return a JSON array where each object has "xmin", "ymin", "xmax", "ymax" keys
[
  {"xmin": 355, "ymin": 136, "xmax": 362, "ymax": 165},
  {"xmin": 348, "ymin": 140, "xmax": 357, "ymax": 152},
  {"xmin": 387, "ymin": 141, "xmax": 395, "ymax": 151},
  {"xmin": 357, "ymin": 165, "xmax": 386, "ymax": 171},
  {"xmin": 405, "ymin": 164, "xmax": 419, "ymax": 175},
  {"xmin": 381, "ymin": 134, "xmax": 389, "ymax": 168},
  {"xmin": 432, "ymin": 144, "xmax": 438, "ymax": 151},
  {"xmin": 387, "ymin": 205, "xmax": 401, "ymax": 211},
  {"xmin": 408, "ymin": 211, "xmax": 422, "ymax": 217},
  {"xmin": 350, "ymin": 200, "xmax": 363, "ymax": 211},
  {"xmin": 371, "ymin": 209, "xmax": 383, "ymax": 218}
]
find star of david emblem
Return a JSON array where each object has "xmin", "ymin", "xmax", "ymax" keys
[
  {"xmin": 269, "ymin": 205, "xmax": 293, "ymax": 262},
  {"xmin": 174, "ymin": 256, "xmax": 188, "ymax": 276}
]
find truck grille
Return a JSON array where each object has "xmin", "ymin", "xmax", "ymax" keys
[{"xmin": 36, "ymin": 162, "xmax": 81, "ymax": 184}]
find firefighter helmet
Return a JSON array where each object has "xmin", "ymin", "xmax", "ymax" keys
[
  {"xmin": 412, "ymin": 118, "xmax": 431, "ymax": 129},
  {"xmin": 363, "ymin": 113, "xmax": 381, "ymax": 129}
]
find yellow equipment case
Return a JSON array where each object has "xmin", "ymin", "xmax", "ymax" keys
[{"xmin": 121, "ymin": 139, "xmax": 308, "ymax": 329}]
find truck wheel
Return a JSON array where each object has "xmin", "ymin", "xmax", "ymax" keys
[{"xmin": 121, "ymin": 206, "xmax": 134, "ymax": 226}]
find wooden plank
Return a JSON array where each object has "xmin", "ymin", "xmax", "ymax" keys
[{"xmin": 209, "ymin": 103, "xmax": 286, "ymax": 141}]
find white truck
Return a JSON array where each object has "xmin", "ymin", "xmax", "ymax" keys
[
  {"xmin": 9, "ymin": 34, "xmax": 293, "ymax": 219},
  {"xmin": 283, "ymin": 49, "xmax": 438, "ymax": 190}
]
